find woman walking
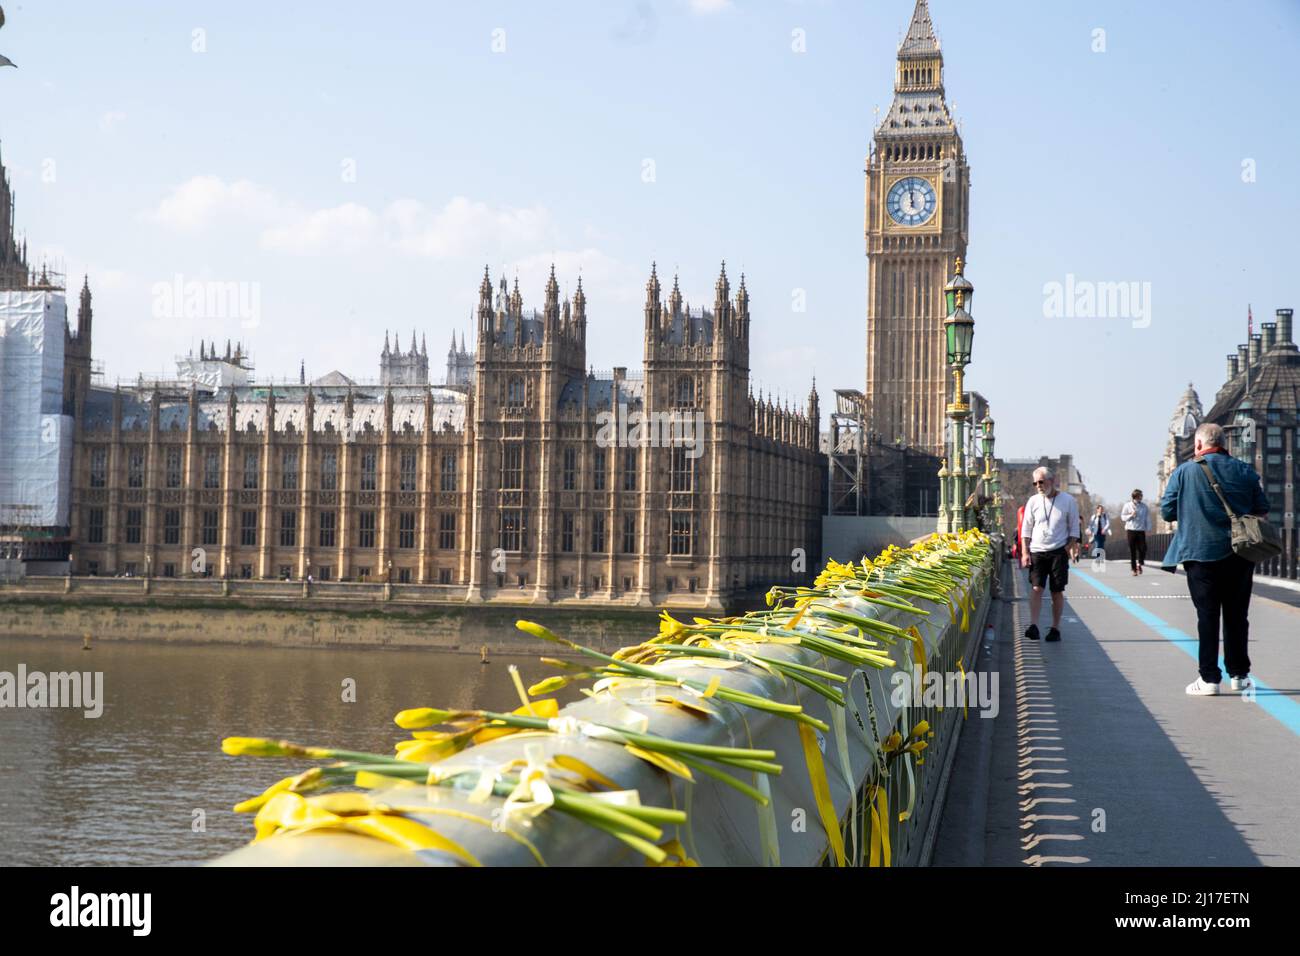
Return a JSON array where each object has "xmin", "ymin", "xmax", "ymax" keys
[{"xmin": 1088, "ymin": 505, "xmax": 1111, "ymax": 557}]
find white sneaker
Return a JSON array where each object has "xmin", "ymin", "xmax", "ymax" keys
[
  {"xmin": 1230, "ymin": 676, "xmax": 1254, "ymax": 692},
  {"xmin": 1186, "ymin": 678, "xmax": 1220, "ymax": 696}
]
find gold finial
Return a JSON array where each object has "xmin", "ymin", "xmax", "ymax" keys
[
  {"xmin": 954, "ymin": 256, "xmax": 964, "ymax": 273},
  {"xmin": 955, "ymin": 290, "xmax": 964, "ymax": 307}
]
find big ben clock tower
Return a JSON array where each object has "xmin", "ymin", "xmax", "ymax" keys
[{"xmin": 865, "ymin": 0, "xmax": 970, "ymax": 471}]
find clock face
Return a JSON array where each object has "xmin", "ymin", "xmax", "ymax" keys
[{"xmin": 886, "ymin": 176, "xmax": 937, "ymax": 226}]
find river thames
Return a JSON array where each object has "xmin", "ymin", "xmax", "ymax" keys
[{"xmin": 0, "ymin": 635, "xmax": 572, "ymax": 866}]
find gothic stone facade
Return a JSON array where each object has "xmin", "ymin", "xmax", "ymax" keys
[
  {"xmin": 1159, "ymin": 310, "xmax": 1299, "ymax": 574},
  {"xmin": 69, "ymin": 264, "xmax": 824, "ymax": 608}
]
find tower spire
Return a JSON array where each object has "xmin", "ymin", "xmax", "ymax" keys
[
  {"xmin": 644, "ymin": 262, "xmax": 662, "ymax": 334},
  {"xmin": 891, "ymin": 0, "xmax": 945, "ymax": 99},
  {"xmin": 899, "ymin": 0, "xmax": 940, "ymax": 56},
  {"xmin": 77, "ymin": 274, "xmax": 93, "ymax": 342},
  {"xmin": 573, "ymin": 273, "xmax": 586, "ymax": 323}
]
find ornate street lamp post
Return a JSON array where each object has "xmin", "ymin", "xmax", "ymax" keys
[
  {"xmin": 940, "ymin": 259, "xmax": 975, "ymax": 533},
  {"xmin": 937, "ymin": 458, "xmax": 950, "ymax": 530},
  {"xmin": 964, "ymin": 459, "xmax": 979, "ymax": 530},
  {"xmin": 989, "ymin": 467, "xmax": 1003, "ymax": 535},
  {"xmin": 979, "ymin": 413, "xmax": 996, "ymax": 531}
]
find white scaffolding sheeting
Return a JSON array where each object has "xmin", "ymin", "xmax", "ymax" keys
[{"xmin": 0, "ymin": 291, "xmax": 73, "ymax": 528}]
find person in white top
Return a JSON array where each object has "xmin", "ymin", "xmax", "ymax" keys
[
  {"xmin": 1019, "ymin": 466, "xmax": 1081, "ymax": 642},
  {"xmin": 1119, "ymin": 488, "xmax": 1151, "ymax": 576}
]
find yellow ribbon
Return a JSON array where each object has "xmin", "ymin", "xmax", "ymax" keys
[
  {"xmin": 868, "ymin": 785, "xmax": 891, "ymax": 867},
  {"xmin": 252, "ymin": 791, "xmax": 482, "ymax": 865},
  {"xmin": 906, "ymin": 625, "xmax": 928, "ymax": 685},
  {"xmin": 956, "ymin": 658, "xmax": 969, "ymax": 719},
  {"xmin": 651, "ymin": 838, "xmax": 700, "ymax": 866},
  {"xmin": 798, "ymin": 722, "xmax": 847, "ymax": 868}
]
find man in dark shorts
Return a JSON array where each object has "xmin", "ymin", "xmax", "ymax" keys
[{"xmin": 1019, "ymin": 466, "xmax": 1081, "ymax": 642}]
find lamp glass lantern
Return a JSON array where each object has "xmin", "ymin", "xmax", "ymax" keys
[
  {"xmin": 944, "ymin": 297, "xmax": 975, "ymax": 368},
  {"xmin": 944, "ymin": 259, "xmax": 974, "ymax": 315},
  {"xmin": 980, "ymin": 414, "xmax": 995, "ymax": 458}
]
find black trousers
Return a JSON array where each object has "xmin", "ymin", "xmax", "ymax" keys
[
  {"xmin": 1127, "ymin": 530, "xmax": 1147, "ymax": 570},
  {"xmin": 1183, "ymin": 554, "xmax": 1254, "ymax": 683}
]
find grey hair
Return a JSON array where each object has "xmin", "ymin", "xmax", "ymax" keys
[
  {"xmin": 1032, "ymin": 466, "xmax": 1055, "ymax": 481},
  {"xmin": 1195, "ymin": 422, "xmax": 1226, "ymax": 448}
]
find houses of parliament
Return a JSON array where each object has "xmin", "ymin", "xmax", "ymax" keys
[{"xmin": 59, "ymin": 260, "xmax": 823, "ymax": 608}]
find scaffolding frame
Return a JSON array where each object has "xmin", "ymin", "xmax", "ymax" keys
[{"xmin": 829, "ymin": 389, "xmax": 868, "ymax": 516}]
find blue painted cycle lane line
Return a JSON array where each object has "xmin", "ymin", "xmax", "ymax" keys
[
  {"xmin": 1073, "ymin": 568, "xmax": 1300, "ymax": 740},
  {"xmin": 947, "ymin": 561, "xmax": 1300, "ymax": 865}
]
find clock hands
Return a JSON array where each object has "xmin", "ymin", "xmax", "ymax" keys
[{"xmin": 890, "ymin": 179, "xmax": 932, "ymax": 224}]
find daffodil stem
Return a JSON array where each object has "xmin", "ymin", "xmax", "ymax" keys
[
  {"xmin": 673, "ymin": 753, "xmax": 770, "ymax": 805},
  {"xmin": 579, "ymin": 814, "xmax": 669, "ymax": 863}
]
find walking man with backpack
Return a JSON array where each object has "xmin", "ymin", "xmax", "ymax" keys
[
  {"xmin": 1161, "ymin": 423, "xmax": 1273, "ymax": 696},
  {"xmin": 1020, "ymin": 466, "xmax": 1082, "ymax": 642}
]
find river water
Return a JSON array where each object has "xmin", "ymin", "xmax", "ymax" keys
[{"xmin": 0, "ymin": 635, "xmax": 574, "ymax": 866}]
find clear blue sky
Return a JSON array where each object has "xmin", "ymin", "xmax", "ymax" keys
[{"xmin": 2, "ymin": 0, "xmax": 1297, "ymax": 506}]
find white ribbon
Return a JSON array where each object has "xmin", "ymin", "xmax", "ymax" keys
[
  {"xmin": 499, "ymin": 743, "xmax": 555, "ymax": 827},
  {"xmin": 546, "ymin": 716, "xmax": 629, "ymax": 743}
]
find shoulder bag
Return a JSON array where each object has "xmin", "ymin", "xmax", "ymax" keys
[{"xmin": 1196, "ymin": 458, "xmax": 1282, "ymax": 562}]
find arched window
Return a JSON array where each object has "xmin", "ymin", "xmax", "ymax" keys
[
  {"xmin": 507, "ymin": 376, "xmax": 525, "ymax": 406},
  {"xmin": 675, "ymin": 376, "xmax": 695, "ymax": 408}
]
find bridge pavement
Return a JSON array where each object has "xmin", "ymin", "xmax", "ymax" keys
[{"xmin": 934, "ymin": 555, "xmax": 1300, "ymax": 866}]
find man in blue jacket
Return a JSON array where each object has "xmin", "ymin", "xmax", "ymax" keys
[{"xmin": 1161, "ymin": 422, "xmax": 1270, "ymax": 697}]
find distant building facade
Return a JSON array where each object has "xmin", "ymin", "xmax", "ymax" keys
[
  {"xmin": 445, "ymin": 332, "xmax": 473, "ymax": 387},
  {"xmin": 998, "ymin": 454, "xmax": 1093, "ymax": 538},
  {"xmin": 1154, "ymin": 383, "xmax": 1204, "ymax": 533},
  {"xmin": 1157, "ymin": 310, "xmax": 1299, "ymax": 575},
  {"xmin": 380, "ymin": 331, "xmax": 429, "ymax": 386},
  {"xmin": 0, "ymin": 149, "xmax": 91, "ymax": 566},
  {"xmin": 67, "ymin": 263, "xmax": 825, "ymax": 608}
]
